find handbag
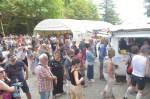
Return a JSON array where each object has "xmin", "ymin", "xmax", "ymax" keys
[
  {"xmin": 2, "ymin": 91, "xmax": 12, "ymax": 99},
  {"xmin": 126, "ymin": 54, "xmax": 133, "ymax": 75}
]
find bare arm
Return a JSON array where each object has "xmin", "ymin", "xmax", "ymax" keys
[
  {"xmin": 125, "ymin": 58, "xmax": 129, "ymax": 65},
  {"xmin": 107, "ymin": 61, "xmax": 114, "ymax": 79},
  {"xmin": 0, "ymin": 81, "xmax": 16, "ymax": 92},
  {"xmin": 146, "ymin": 59, "xmax": 150, "ymax": 77},
  {"xmin": 74, "ymin": 71, "xmax": 84, "ymax": 85},
  {"xmin": 24, "ymin": 65, "xmax": 29, "ymax": 80}
]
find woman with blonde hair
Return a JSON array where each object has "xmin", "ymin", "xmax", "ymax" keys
[{"xmin": 101, "ymin": 48, "xmax": 116, "ymax": 99}]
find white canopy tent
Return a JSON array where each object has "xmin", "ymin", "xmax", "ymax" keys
[{"xmin": 34, "ymin": 19, "xmax": 114, "ymax": 41}]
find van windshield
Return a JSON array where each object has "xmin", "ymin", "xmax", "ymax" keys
[{"xmin": 119, "ymin": 38, "xmax": 150, "ymax": 54}]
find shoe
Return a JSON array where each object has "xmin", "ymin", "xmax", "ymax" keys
[
  {"xmin": 100, "ymin": 77, "xmax": 105, "ymax": 80},
  {"xmin": 123, "ymin": 97, "xmax": 127, "ymax": 99},
  {"xmin": 134, "ymin": 91, "xmax": 138, "ymax": 94},
  {"xmin": 91, "ymin": 79, "xmax": 95, "ymax": 82}
]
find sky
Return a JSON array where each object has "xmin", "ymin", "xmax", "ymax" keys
[{"xmin": 92, "ymin": 0, "xmax": 150, "ymax": 24}]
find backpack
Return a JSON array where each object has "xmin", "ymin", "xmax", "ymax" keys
[{"xmin": 127, "ymin": 54, "xmax": 133, "ymax": 75}]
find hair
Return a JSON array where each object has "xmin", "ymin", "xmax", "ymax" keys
[
  {"xmin": 39, "ymin": 54, "xmax": 47, "ymax": 61},
  {"xmin": 3, "ymin": 46, "xmax": 7, "ymax": 51},
  {"xmin": 67, "ymin": 49, "xmax": 74, "ymax": 56},
  {"xmin": 59, "ymin": 43, "xmax": 63, "ymax": 47},
  {"xmin": 131, "ymin": 46, "xmax": 139, "ymax": 54},
  {"xmin": 72, "ymin": 58, "xmax": 81, "ymax": 65},
  {"xmin": 85, "ymin": 43, "xmax": 90, "ymax": 48},
  {"xmin": 140, "ymin": 45, "xmax": 150, "ymax": 54},
  {"xmin": 74, "ymin": 48, "xmax": 80, "ymax": 55},
  {"xmin": 54, "ymin": 51, "xmax": 60, "ymax": 55},
  {"xmin": 0, "ymin": 56, "xmax": 5, "ymax": 62}
]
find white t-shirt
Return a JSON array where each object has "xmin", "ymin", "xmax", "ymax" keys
[{"xmin": 132, "ymin": 55, "xmax": 147, "ymax": 77}]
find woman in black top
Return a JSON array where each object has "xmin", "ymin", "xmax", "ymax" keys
[
  {"xmin": 68, "ymin": 58, "xmax": 84, "ymax": 99},
  {"xmin": 50, "ymin": 51, "xmax": 66, "ymax": 99}
]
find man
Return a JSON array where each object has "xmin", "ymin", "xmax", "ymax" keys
[
  {"xmin": 64, "ymin": 49, "xmax": 74, "ymax": 86},
  {"xmin": 79, "ymin": 39, "xmax": 86, "ymax": 60},
  {"xmin": 4, "ymin": 53, "xmax": 31, "ymax": 99},
  {"xmin": 57, "ymin": 43, "xmax": 66, "ymax": 62},
  {"xmin": 36, "ymin": 54, "xmax": 57, "ymax": 99},
  {"xmin": 99, "ymin": 40, "xmax": 108, "ymax": 79},
  {"xmin": 79, "ymin": 38, "xmax": 86, "ymax": 52}
]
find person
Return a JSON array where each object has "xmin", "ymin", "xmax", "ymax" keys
[
  {"xmin": 123, "ymin": 45, "xmax": 150, "ymax": 99},
  {"xmin": 125, "ymin": 46, "xmax": 139, "ymax": 93},
  {"xmin": 127, "ymin": 39, "xmax": 135, "ymax": 52},
  {"xmin": 35, "ymin": 54, "xmax": 57, "ymax": 99},
  {"xmin": 68, "ymin": 58, "xmax": 84, "ymax": 99},
  {"xmin": 119, "ymin": 38, "xmax": 127, "ymax": 50},
  {"xmin": 86, "ymin": 43, "xmax": 95, "ymax": 82},
  {"xmin": 64, "ymin": 49, "xmax": 75, "ymax": 87},
  {"xmin": 70, "ymin": 41, "xmax": 77, "ymax": 51},
  {"xmin": 79, "ymin": 39, "xmax": 86, "ymax": 60},
  {"xmin": 0, "ymin": 56, "xmax": 6, "ymax": 68},
  {"xmin": 99, "ymin": 40, "xmax": 108, "ymax": 79},
  {"xmin": 33, "ymin": 46, "xmax": 39, "ymax": 68},
  {"xmin": 0, "ymin": 66, "xmax": 16, "ymax": 99},
  {"xmin": 50, "ymin": 51, "xmax": 66, "ymax": 99},
  {"xmin": 101, "ymin": 49, "xmax": 116, "ymax": 99},
  {"xmin": 4, "ymin": 53, "xmax": 32, "ymax": 99}
]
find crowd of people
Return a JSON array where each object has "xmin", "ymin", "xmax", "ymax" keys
[{"xmin": 0, "ymin": 33, "xmax": 149, "ymax": 99}]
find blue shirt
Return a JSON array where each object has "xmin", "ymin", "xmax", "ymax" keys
[{"xmin": 99, "ymin": 44, "xmax": 107, "ymax": 61}]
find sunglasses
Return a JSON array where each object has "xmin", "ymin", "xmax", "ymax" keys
[{"xmin": 0, "ymin": 70, "xmax": 4, "ymax": 73}]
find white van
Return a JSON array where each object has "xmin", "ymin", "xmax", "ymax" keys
[{"xmin": 100, "ymin": 24, "xmax": 150, "ymax": 76}]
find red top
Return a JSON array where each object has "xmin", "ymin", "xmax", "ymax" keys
[{"xmin": 75, "ymin": 53, "xmax": 83, "ymax": 66}]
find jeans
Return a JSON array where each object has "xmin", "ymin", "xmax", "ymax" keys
[
  {"xmin": 87, "ymin": 65, "xmax": 94, "ymax": 79},
  {"xmin": 39, "ymin": 91, "xmax": 50, "ymax": 99}
]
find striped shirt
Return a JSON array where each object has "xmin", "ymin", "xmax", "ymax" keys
[{"xmin": 36, "ymin": 64, "xmax": 53, "ymax": 92}]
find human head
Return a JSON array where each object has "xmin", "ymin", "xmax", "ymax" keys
[
  {"xmin": 86, "ymin": 43, "xmax": 91, "ymax": 50},
  {"xmin": 108, "ymin": 48, "xmax": 115, "ymax": 58},
  {"xmin": 72, "ymin": 58, "xmax": 81, "ymax": 68},
  {"xmin": 42, "ymin": 44, "xmax": 47, "ymax": 50},
  {"xmin": 72, "ymin": 40, "xmax": 76, "ymax": 45},
  {"xmin": 103, "ymin": 39, "xmax": 108, "ymax": 46},
  {"xmin": 143, "ymin": 39, "xmax": 149, "ymax": 45},
  {"xmin": 131, "ymin": 46, "xmax": 139, "ymax": 54},
  {"xmin": 39, "ymin": 54, "xmax": 48, "ymax": 66},
  {"xmin": 0, "ymin": 56, "xmax": 5, "ymax": 63},
  {"xmin": 74, "ymin": 48, "xmax": 80, "ymax": 56},
  {"xmin": 128, "ymin": 38, "xmax": 135, "ymax": 46},
  {"xmin": 8, "ymin": 53, "xmax": 16, "ymax": 63},
  {"xmin": 67, "ymin": 49, "xmax": 74, "ymax": 58},
  {"xmin": 140, "ymin": 45, "xmax": 150, "ymax": 55},
  {"xmin": 82, "ymin": 38, "xmax": 85, "ymax": 42},
  {"xmin": 88, "ymin": 39, "xmax": 93, "ymax": 44},
  {"xmin": 54, "ymin": 51, "xmax": 61, "ymax": 60},
  {"xmin": 59, "ymin": 43, "xmax": 64, "ymax": 49}
]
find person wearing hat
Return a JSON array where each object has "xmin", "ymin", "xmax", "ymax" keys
[
  {"xmin": 4, "ymin": 53, "xmax": 32, "ymax": 99},
  {"xmin": 101, "ymin": 48, "xmax": 116, "ymax": 99},
  {"xmin": 123, "ymin": 45, "xmax": 150, "ymax": 99}
]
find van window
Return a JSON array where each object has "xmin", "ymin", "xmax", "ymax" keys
[{"xmin": 119, "ymin": 38, "xmax": 150, "ymax": 54}]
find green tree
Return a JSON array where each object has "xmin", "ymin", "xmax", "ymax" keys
[
  {"xmin": 63, "ymin": 0, "xmax": 99, "ymax": 20},
  {"xmin": 99, "ymin": 0, "xmax": 122, "ymax": 25},
  {"xmin": 144, "ymin": 0, "xmax": 150, "ymax": 17}
]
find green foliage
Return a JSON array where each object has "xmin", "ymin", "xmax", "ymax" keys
[
  {"xmin": 0, "ymin": 0, "xmax": 99, "ymax": 35},
  {"xmin": 63, "ymin": 0, "xmax": 99, "ymax": 20},
  {"xmin": 144, "ymin": 0, "xmax": 150, "ymax": 17},
  {"xmin": 99, "ymin": 0, "xmax": 122, "ymax": 25}
]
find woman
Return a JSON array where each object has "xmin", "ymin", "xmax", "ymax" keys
[
  {"xmin": 68, "ymin": 58, "xmax": 84, "ymax": 99},
  {"xmin": 33, "ymin": 46, "xmax": 39, "ymax": 67},
  {"xmin": 0, "ymin": 66, "xmax": 16, "ymax": 99},
  {"xmin": 50, "ymin": 51, "xmax": 66, "ymax": 99},
  {"xmin": 101, "ymin": 48, "xmax": 116, "ymax": 99},
  {"xmin": 125, "ymin": 46, "xmax": 139, "ymax": 93},
  {"xmin": 123, "ymin": 45, "xmax": 150, "ymax": 99},
  {"xmin": 86, "ymin": 43, "xmax": 95, "ymax": 82}
]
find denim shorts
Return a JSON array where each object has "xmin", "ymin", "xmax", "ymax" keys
[{"xmin": 39, "ymin": 91, "xmax": 50, "ymax": 99}]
